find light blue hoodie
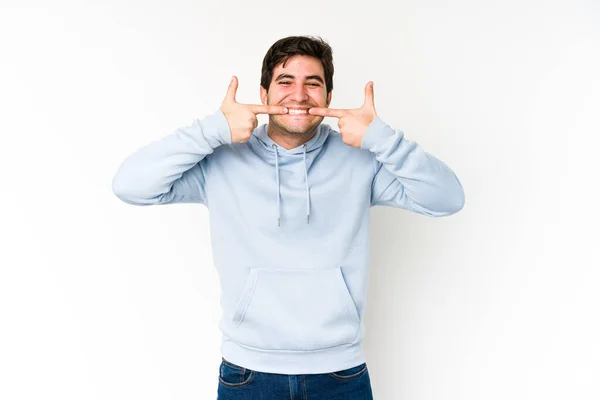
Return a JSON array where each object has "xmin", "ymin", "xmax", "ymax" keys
[{"xmin": 112, "ymin": 109, "xmax": 465, "ymax": 375}]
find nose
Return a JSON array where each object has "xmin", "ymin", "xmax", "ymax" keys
[{"xmin": 290, "ymin": 83, "xmax": 309, "ymax": 103}]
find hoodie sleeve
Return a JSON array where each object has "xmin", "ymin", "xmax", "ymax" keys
[
  {"xmin": 360, "ymin": 117, "xmax": 465, "ymax": 217},
  {"xmin": 111, "ymin": 109, "xmax": 231, "ymax": 206}
]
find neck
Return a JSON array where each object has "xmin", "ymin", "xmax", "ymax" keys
[{"xmin": 267, "ymin": 123, "xmax": 318, "ymax": 150}]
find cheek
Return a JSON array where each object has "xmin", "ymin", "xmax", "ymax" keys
[
  {"xmin": 267, "ymin": 91, "xmax": 286, "ymax": 104},
  {"xmin": 311, "ymin": 92, "xmax": 328, "ymax": 106}
]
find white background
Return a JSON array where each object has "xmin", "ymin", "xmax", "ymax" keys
[{"xmin": 1, "ymin": 0, "xmax": 599, "ymax": 399}]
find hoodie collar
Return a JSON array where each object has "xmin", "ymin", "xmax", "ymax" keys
[{"xmin": 253, "ymin": 123, "xmax": 329, "ymax": 155}]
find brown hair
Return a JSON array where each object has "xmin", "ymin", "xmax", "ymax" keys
[{"xmin": 260, "ymin": 35, "xmax": 334, "ymax": 94}]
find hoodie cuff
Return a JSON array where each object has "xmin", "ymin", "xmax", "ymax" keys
[
  {"xmin": 360, "ymin": 116, "xmax": 401, "ymax": 151},
  {"xmin": 201, "ymin": 109, "xmax": 232, "ymax": 145}
]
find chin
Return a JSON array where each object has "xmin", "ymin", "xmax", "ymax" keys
[{"xmin": 271, "ymin": 115, "xmax": 322, "ymax": 135}]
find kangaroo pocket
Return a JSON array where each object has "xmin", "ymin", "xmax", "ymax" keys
[{"xmin": 228, "ymin": 266, "xmax": 361, "ymax": 351}]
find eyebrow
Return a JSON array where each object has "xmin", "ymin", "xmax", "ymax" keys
[{"xmin": 275, "ymin": 74, "xmax": 325, "ymax": 84}]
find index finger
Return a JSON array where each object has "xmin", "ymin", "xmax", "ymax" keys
[
  {"xmin": 308, "ymin": 107, "xmax": 347, "ymax": 118},
  {"xmin": 248, "ymin": 104, "xmax": 289, "ymax": 115}
]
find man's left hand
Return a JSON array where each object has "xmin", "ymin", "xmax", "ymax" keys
[{"xmin": 308, "ymin": 81, "xmax": 377, "ymax": 148}]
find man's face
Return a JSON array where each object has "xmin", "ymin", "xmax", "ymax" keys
[{"xmin": 260, "ymin": 55, "xmax": 332, "ymax": 135}]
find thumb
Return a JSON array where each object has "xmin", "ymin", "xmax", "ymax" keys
[
  {"xmin": 224, "ymin": 75, "xmax": 238, "ymax": 103},
  {"xmin": 363, "ymin": 81, "xmax": 374, "ymax": 108}
]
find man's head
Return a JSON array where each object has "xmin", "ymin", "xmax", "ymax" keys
[{"xmin": 260, "ymin": 36, "xmax": 333, "ymax": 137}]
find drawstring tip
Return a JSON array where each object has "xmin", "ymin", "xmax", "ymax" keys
[
  {"xmin": 277, "ymin": 217, "xmax": 280, "ymax": 226},
  {"xmin": 307, "ymin": 215, "xmax": 310, "ymax": 224}
]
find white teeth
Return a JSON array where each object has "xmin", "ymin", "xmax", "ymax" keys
[{"xmin": 288, "ymin": 109, "xmax": 308, "ymax": 114}]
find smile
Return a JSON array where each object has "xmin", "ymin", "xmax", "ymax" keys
[{"xmin": 287, "ymin": 109, "xmax": 309, "ymax": 115}]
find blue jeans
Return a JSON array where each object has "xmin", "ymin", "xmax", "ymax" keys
[{"xmin": 217, "ymin": 358, "xmax": 374, "ymax": 400}]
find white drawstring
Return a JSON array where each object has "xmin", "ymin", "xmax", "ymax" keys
[
  {"xmin": 271, "ymin": 143, "xmax": 311, "ymax": 226},
  {"xmin": 273, "ymin": 144, "xmax": 281, "ymax": 226},
  {"xmin": 303, "ymin": 144, "xmax": 311, "ymax": 224}
]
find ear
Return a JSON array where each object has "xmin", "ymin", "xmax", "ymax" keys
[
  {"xmin": 260, "ymin": 86, "xmax": 268, "ymax": 105},
  {"xmin": 326, "ymin": 91, "xmax": 332, "ymax": 107}
]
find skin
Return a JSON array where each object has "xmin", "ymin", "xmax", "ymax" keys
[
  {"xmin": 260, "ymin": 55, "xmax": 332, "ymax": 150},
  {"xmin": 309, "ymin": 81, "xmax": 378, "ymax": 149},
  {"xmin": 219, "ymin": 77, "xmax": 288, "ymax": 144},
  {"xmin": 220, "ymin": 55, "xmax": 377, "ymax": 149}
]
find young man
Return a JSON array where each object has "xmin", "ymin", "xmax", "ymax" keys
[{"xmin": 112, "ymin": 35, "xmax": 465, "ymax": 399}]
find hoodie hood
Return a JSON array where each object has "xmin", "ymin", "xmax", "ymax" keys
[
  {"xmin": 251, "ymin": 123, "xmax": 331, "ymax": 226},
  {"xmin": 252, "ymin": 122, "xmax": 330, "ymax": 155}
]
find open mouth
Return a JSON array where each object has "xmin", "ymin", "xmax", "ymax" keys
[{"xmin": 285, "ymin": 107, "xmax": 311, "ymax": 116}]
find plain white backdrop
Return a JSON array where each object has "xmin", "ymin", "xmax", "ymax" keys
[{"xmin": 1, "ymin": 0, "xmax": 599, "ymax": 399}]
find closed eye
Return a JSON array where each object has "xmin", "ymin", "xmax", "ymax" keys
[{"xmin": 279, "ymin": 81, "xmax": 321, "ymax": 87}]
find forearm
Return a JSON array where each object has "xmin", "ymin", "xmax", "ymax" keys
[
  {"xmin": 362, "ymin": 117, "xmax": 465, "ymax": 216},
  {"xmin": 111, "ymin": 110, "xmax": 231, "ymax": 205}
]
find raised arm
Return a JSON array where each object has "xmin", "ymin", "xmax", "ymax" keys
[
  {"xmin": 361, "ymin": 118, "xmax": 465, "ymax": 216},
  {"xmin": 309, "ymin": 81, "xmax": 464, "ymax": 216},
  {"xmin": 111, "ymin": 76, "xmax": 288, "ymax": 206},
  {"xmin": 111, "ymin": 110, "xmax": 231, "ymax": 206}
]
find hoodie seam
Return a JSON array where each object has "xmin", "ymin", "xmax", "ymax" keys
[
  {"xmin": 232, "ymin": 340, "xmax": 357, "ymax": 353},
  {"xmin": 204, "ymin": 153, "xmax": 213, "ymax": 207}
]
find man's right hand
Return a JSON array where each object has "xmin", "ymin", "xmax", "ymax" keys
[{"xmin": 219, "ymin": 76, "xmax": 289, "ymax": 143}]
